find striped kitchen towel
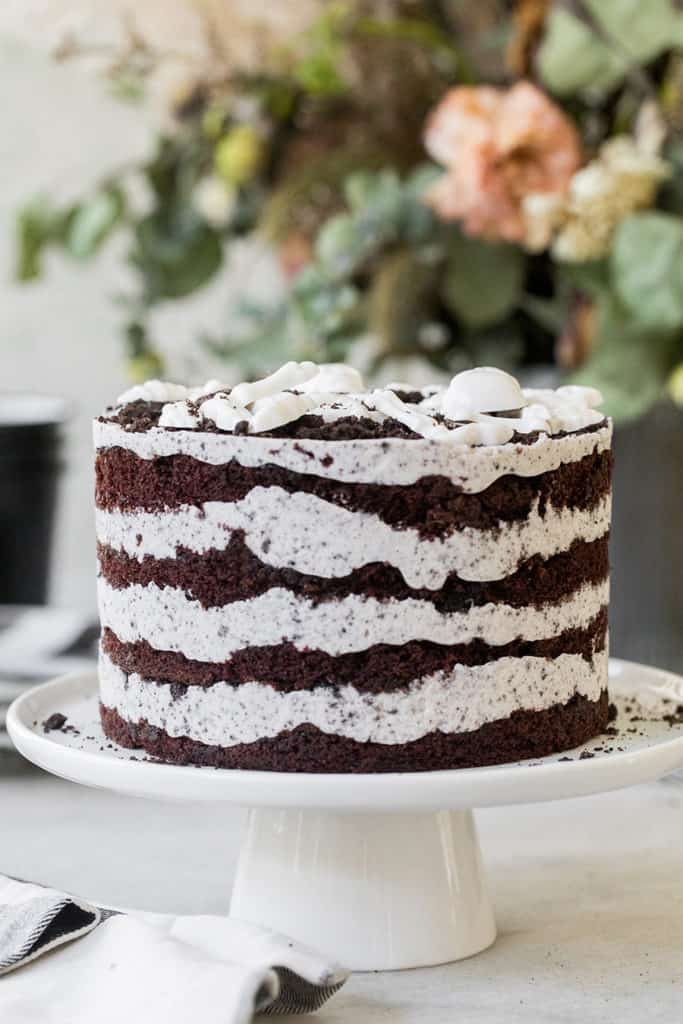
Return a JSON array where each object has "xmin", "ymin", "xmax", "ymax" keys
[{"xmin": 0, "ymin": 875, "xmax": 348, "ymax": 1022}]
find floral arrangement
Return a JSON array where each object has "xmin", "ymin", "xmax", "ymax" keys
[{"xmin": 16, "ymin": 0, "xmax": 683, "ymax": 419}]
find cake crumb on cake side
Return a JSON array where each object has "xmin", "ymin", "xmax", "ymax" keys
[{"xmin": 93, "ymin": 362, "xmax": 612, "ymax": 772}]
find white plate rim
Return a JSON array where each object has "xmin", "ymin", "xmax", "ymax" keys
[{"xmin": 7, "ymin": 658, "xmax": 683, "ymax": 810}]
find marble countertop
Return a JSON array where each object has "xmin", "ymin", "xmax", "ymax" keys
[{"xmin": 3, "ymin": 762, "xmax": 682, "ymax": 1022}]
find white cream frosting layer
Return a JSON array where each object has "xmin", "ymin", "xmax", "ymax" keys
[
  {"xmin": 96, "ymin": 489, "xmax": 611, "ymax": 587},
  {"xmin": 99, "ymin": 648, "xmax": 607, "ymax": 747},
  {"xmin": 117, "ymin": 364, "xmax": 604, "ymax": 443},
  {"xmin": 97, "ymin": 578, "xmax": 609, "ymax": 660},
  {"xmin": 94, "ymin": 419, "xmax": 611, "ymax": 493}
]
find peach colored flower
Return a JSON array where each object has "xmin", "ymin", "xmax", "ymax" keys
[{"xmin": 423, "ymin": 82, "xmax": 581, "ymax": 243}]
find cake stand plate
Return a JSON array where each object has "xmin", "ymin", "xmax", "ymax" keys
[{"xmin": 8, "ymin": 658, "xmax": 683, "ymax": 971}]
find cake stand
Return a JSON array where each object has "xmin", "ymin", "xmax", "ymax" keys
[{"xmin": 8, "ymin": 658, "xmax": 683, "ymax": 971}]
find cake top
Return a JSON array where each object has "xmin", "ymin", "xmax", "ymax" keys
[{"xmin": 109, "ymin": 362, "xmax": 605, "ymax": 446}]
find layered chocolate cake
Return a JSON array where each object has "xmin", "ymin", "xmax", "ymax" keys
[{"xmin": 94, "ymin": 362, "xmax": 612, "ymax": 772}]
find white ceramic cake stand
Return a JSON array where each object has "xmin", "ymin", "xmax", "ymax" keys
[{"xmin": 8, "ymin": 658, "xmax": 683, "ymax": 971}]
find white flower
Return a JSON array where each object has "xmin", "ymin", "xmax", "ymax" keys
[
  {"xmin": 522, "ymin": 193, "xmax": 566, "ymax": 253},
  {"xmin": 635, "ymin": 99, "xmax": 668, "ymax": 158},
  {"xmin": 553, "ymin": 220, "xmax": 611, "ymax": 263},
  {"xmin": 568, "ymin": 162, "xmax": 614, "ymax": 203},
  {"xmin": 521, "ymin": 129, "xmax": 671, "ymax": 260},
  {"xmin": 544, "ymin": 135, "xmax": 671, "ymax": 262},
  {"xmin": 193, "ymin": 175, "xmax": 236, "ymax": 228}
]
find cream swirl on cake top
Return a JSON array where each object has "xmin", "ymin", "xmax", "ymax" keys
[{"xmin": 115, "ymin": 363, "xmax": 605, "ymax": 444}]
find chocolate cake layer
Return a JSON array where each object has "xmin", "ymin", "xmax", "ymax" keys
[
  {"xmin": 101, "ymin": 607, "xmax": 607, "ymax": 691},
  {"xmin": 98, "ymin": 535, "xmax": 609, "ymax": 612},
  {"xmin": 95, "ymin": 445, "xmax": 612, "ymax": 535},
  {"xmin": 100, "ymin": 689, "xmax": 610, "ymax": 772}
]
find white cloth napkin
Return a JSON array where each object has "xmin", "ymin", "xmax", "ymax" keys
[{"xmin": 0, "ymin": 876, "xmax": 348, "ymax": 1023}]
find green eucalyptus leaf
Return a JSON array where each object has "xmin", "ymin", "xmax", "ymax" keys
[
  {"xmin": 145, "ymin": 136, "xmax": 198, "ymax": 202},
  {"xmin": 559, "ymin": 259, "xmax": 611, "ymax": 297},
  {"xmin": 16, "ymin": 203, "xmax": 51, "ymax": 281},
  {"xmin": 584, "ymin": 0, "xmax": 683, "ymax": 63},
  {"xmin": 315, "ymin": 214, "xmax": 362, "ymax": 275},
  {"xmin": 611, "ymin": 212, "xmax": 683, "ymax": 330},
  {"xmin": 440, "ymin": 233, "xmax": 525, "ymax": 330},
  {"xmin": 570, "ymin": 290, "xmax": 678, "ymax": 421},
  {"xmin": 15, "ymin": 199, "xmax": 72, "ymax": 281},
  {"xmin": 132, "ymin": 211, "xmax": 222, "ymax": 300},
  {"xmin": 537, "ymin": 9, "xmax": 624, "ymax": 96},
  {"xmin": 538, "ymin": 1, "xmax": 683, "ymax": 97},
  {"xmin": 519, "ymin": 295, "xmax": 565, "ymax": 334},
  {"xmin": 344, "ymin": 172, "xmax": 380, "ymax": 211},
  {"xmin": 364, "ymin": 170, "xmax": 404, "ymax": 226},
  {"xmin": 406, "ymin": 163, "xmax": 442, "ymax": 198},
  {"xmin": 67, "ymin": 188, "xmax": 125, "ymax": 260},
  {"xmin": 398, "ymin": 193, "xmax": 437, "ymax": 244}
]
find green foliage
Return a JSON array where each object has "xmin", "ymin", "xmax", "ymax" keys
[
  {"xmin": 14, "ymin": 0, "xmax": 683, "ymax": 419},
  {"xmin": 537, "ymin": 10, "xmax": 624, "ymax": 97},
  {"xmin": 368, "ymin": 248, "xmax": 440, "ymax": 354},
  {"xmin": 538, "ymin": 0, "xmax": 683, "ymax": 97},
  {"xmin": 67, "ymin": 187, "xmax": 125, "ymax": 260},
  {"xmin": 611, "ymin": 212, "xmax": 683, "ymax": 330},
  {"xmin": 258, "ymin": 148, "xmax": 385, "ymax": 243},
  {"xmin": 570, "ymin": 288, "xmax": 680, "ymax": 421},
  {"xmin": 311, "ymin": 168, "xmax": 438, "ymax": 280},
  {"xmin": 16, "ymin": 187, "xmax": 125, "ymax": 279},
  {"xmin": 131, "ymin": 211, "xmax": 222, "ymax": 301},
  {"xmin": 583, "ymin": 0, "xmax": 683, "ymax": 64},
  {"xmin": 16, "ymin": 200, "xmax": 68, "ymax": 281},
  {"xmin": 440, "ymin": 233, "xmax": 526, "ymax": 330},
  {"xmin": 222, "ymin": 166, "xmax": 443, "ymax": 369},
  {"xmin": 291, "ymin": 3, "xmax": 349, "ymax": 97}
]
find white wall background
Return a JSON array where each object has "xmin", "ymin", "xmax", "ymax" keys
[
  {"xmin": 1, "ymin": 45, "xmax": 142, "ymax": 612},
  {"xmin": 0, "ymin": 6, "xmax": 287, "ymax": 612}
]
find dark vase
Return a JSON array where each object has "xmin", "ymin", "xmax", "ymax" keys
[
  {"xmin": 610, "ymin": 402, "xmax": 683, "ymax": 673},
  {"xmin": 0, "ymin": 395, "xmax": 68, "ymax": 605}
]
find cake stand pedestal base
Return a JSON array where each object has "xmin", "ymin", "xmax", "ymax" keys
[
  {"xmin": 8, "ymin": 660, "xmax": 683, "ymax": 972},
  {"xmin": 231, "ymin": 808, "xmax": 495, "ymax": 970}
]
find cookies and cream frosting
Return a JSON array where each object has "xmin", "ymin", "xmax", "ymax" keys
[{"xmin": 114, "ymin": 362, "xmax": 605, "ymax": 445}]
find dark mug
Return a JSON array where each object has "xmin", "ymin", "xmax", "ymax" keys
[{"xmin": 0, "ymin": 394, "xmax": 69, "ymax": 604}]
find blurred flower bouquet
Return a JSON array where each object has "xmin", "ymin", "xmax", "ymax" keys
[{"xmin": 16, "ymin": 0, "xmax": 683, "ymax": 419}]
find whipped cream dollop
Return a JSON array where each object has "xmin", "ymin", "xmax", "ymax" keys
[
  {"xmin": 442, "ymin": 367, "xmax": 525, "ymax": 419},
  {"xmin": 115, "ymin": 362, "xmax": 605, "ymax": 444}
]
